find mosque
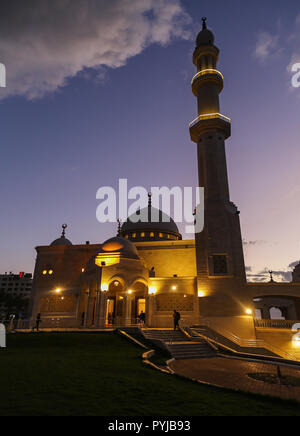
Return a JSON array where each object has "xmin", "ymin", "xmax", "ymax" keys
[{"xmin": 29, "ymin": 20, "xmax": 300, "ymax": 349}]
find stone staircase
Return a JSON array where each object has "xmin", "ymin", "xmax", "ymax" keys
[{"xmin": 142, "ymin": 329, "xmax": 217, "ymax": 360}]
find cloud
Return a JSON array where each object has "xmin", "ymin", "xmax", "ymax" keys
[
  {"xmin": 253, "ymin": 31, "xmax": 280, "ymax": 61},
  {"xmin": 246, "ymin": 262, "xmax": 300, "ymax": 283},
  {"xmin": 0, "ymin": 0, "xmax": 191, "ymax": 100}
]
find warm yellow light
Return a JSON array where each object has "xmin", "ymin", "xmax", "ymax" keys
[
  {"xmin": 198, "ymin": 291, "xmax": 205, "ymax": 298},
  {"xmin": 101, "ymin": 283, "xmax": 108, "ymax": 292},
  {"xmin": 189, "ymin": 113, "xmax": 231, "ymax": 128},
  {"xmin": 149, "ymin": 286, "xmax": 157, "ymax": 295},
  {"xmin": 42, "ymin": 270, "xmax": 47, "ymax": 275},
  {"xmin": 81, "ymin": 268, "xmax": 85, "ymax": 273},
  {"xmin": 246, "ymin": 309, "xmax": 253, "ymax": 315},
  {"xmin": 48, "ymin": 270, "xmax": 53, "ymax": 275},
  {"xmin": 119, "ymin": 296, "xmax": 124, "ymax": 300},
  {"xmin": 95, "ymin": 252, "xmax": 121, "ymax": 267},
  {"xmin": 55, "ymin": 288, "xmax": 61, "ymax": 294},
  {"xmin": 191, "ymin": 69, "xmax": 224, "ymax": 85},
  {"xmin": 128, "ymin": 290, "xmax": 133, "ymax": 294},
  {"xmin": 172, "ymin": 286, "xmax": 177, "ymax": 291}
]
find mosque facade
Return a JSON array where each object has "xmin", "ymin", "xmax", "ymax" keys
[{"xmin": 30, "ymin": 20, "xmax": 300, "ymax": 341}]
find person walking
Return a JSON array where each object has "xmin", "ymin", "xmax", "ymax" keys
[
  {"xmin": 32, "ymin": 313, "xmax": 42, "ymax": 332},
  {"xmin": 173, "ymin": 310, "xmax": 181, "ymax": 331},
  {"xmin": 138, "ymin": 311, "xmax": 146, "ymax": 327}
]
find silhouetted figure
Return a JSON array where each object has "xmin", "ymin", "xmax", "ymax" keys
[
  {"xmin": 173, "ymin": 310, "xmax": 181, "ymax": 331},
  {"xmin": 33, "ymin": 313, "xmax": 42, "ymax": 332},
  {"xmin": 138, "ymin": 311, "xmax": 146, "ymax": 326},
  {"xmin": 149, "ymin": 267, "xmax": 156, "ymax": 278}
]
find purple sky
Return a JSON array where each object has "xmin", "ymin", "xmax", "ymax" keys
[{"xmin": 0, "ymin": 0, "xmax": 299, "ymax": 282}]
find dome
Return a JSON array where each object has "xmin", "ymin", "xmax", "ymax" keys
[
  {"xmin": 196, "ymin": 18, "xmax": 215, "ymax": 47},
  {"xmin": 99, "ymin": 236, "xmax": 139, "ymax": 260},
  {"xmin": 121, "ymin": 203, "xmax": 181, "ymax": 242},
  {"xmin": 51, "ymin": 236, "xmax": 72, "ymax": 247},
  {"xmin": 50, "ymin": 224, "xmax": 72, "ymax": 246}
]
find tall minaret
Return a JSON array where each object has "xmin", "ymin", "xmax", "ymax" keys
[{"xmin": 190, "ymin": 19, "xmax": 246, "ymax": 315}]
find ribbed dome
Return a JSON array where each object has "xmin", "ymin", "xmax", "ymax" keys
[
  {"xmin": 121, "ymin": 205, "xmax": 181, "ymax": 242},
  {"xmin": 99, "ymin": 236, "xmax": 139, "ymax": 260}
]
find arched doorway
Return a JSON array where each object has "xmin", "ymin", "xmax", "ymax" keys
[
  {"xmin": 106, "ymin": 279, "xmax": 125, "ymax": 326},
  {"xmin": 130, "ymin": 280, "xmax": 148, "ymax": 325}
]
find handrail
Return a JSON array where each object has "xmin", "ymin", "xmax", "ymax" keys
[{"xmin": 254, "ymin": 319, "xmax": 300, "ymax": 329}]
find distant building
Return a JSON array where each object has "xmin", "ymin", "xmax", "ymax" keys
[
  {"xmin": 0, "ymin": 272, "xmax": 33, "ymax": 317},
  {"xmin": 292, "ymin": 263, "xmax": 300, "ymax": 283}
]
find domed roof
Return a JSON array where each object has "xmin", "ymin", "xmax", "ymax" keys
[
  {"xmin": 50, "ymin": 224, "xmax": 72, "ymax": 246},
  {"xmin": 196, "ymin": 17, "xmax": 215, "ymax": 47},
  {"xmin": 122, "ymin": 206, "xmax": 180, "ymax": 235},
  {"xmin": 51, "ymin": 236, "xmax": 72, "ymax": 247},
  {"xmin": 99, "ymin": 236, "xmax": 139, "ymax": 260}
]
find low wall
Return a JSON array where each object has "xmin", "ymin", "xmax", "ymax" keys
[
  {"xmin": 198, "ymin": 316, "xmax": 257, "ymax": 341},
  {"xmin": 256, "ymin": 328, "xmax": 300, "ymax": 361}
]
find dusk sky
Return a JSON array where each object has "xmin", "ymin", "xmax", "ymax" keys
[{"xmin": 0, "ymin": 0, "xmax": 300, "ymax": 282}]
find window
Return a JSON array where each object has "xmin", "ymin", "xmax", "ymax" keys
[
  {"xmin": 212, "ymin": 255, "xmax": 228, "ymax": 275},
  {"xmin": 150, "ymin": 232, "xmax": 154, "ymax": 238},
  {"xmin": 141, "ymin": 232, "xmax": 145, "ymax": 238}
]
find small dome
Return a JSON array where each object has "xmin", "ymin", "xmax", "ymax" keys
[
  {"xmin": 196, "ymin": 18, "xmax": 215, "ymax": 47},
  {"xmin": 51, "ymin": 236, "xmax": 72, "ymax": 246},
  {"xmin": 99, "ymin": 236, "xmax": 139, "ymax": 260},
  {"xmin": 50, "ymin": 224, "xmax": 72, "ymax": 246}
]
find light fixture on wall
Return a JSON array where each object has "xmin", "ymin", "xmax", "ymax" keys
[
  {"xmin": 198, "ymin": 291, "xmax": 205, "ymax": 298},
  {"xmin": 128, "ymin": 290, "xmax": 133, "ymax": 294},
  {"xmin": 55, "ymin": 288, "xmax": 61, "ymax": 294},
  {"xmin": 149, "ymin": 286, "xmax": 157, "ymax": 295},
  {"xmin": 172, "ymin": 286, "xmax": 177, "ymax": 291},
  {"xmin": 245, "ymin": 308, "xmax": 253, "ymax": 315},
  {"xmin": 101, "ymin": 283, "xmax": 108, "ymax": 292}
]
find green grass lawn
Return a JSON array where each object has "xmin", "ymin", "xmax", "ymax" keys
[{"xmin": 0, "ymin": 332, "xmax": 299, "ymax": 416}]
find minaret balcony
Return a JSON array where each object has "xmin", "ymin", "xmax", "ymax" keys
[
  {"xmin": 191, "ymin": 69, "xmax": 223, "ymax": 96},
  {"xmin": 189, "ymin": 113, "xmax": 231, "ymax": 142}
]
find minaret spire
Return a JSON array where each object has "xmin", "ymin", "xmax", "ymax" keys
[
  {"xmin": 61, "ymin": 224, "xmax": 67, "ymax": 238},
  {"xmin": 189, "ymin": 22, "xmax": 246, "ymax": 298},
  {"xmin": 117, "ymin": 219, "xmax": 122, "ymax": 236}
]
